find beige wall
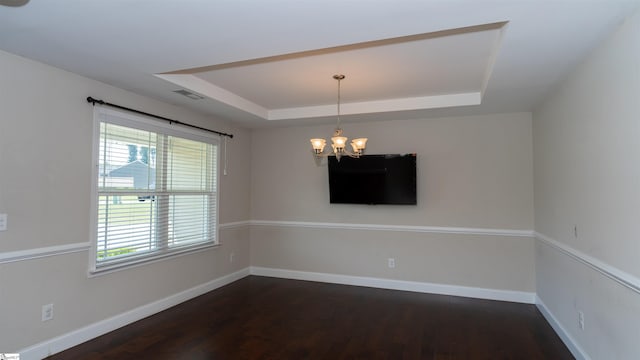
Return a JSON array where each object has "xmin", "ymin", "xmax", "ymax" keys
[
  {"xmin": 251, "ymin": 113, "xmax": 534, "ymax": 228},
  {"xmin": 0, "ymin": 50, "xmax": 252, "ymax": 351},
  {"xmin": 533, "ymin": 10, "xmax": 640, "ymax": 359},
  {"xmin": 251, "ymin": 227, "xmax": 534, "ymax": 291},
  {"xmin": 250, "ymin": 112, "xmax": 535, "ymax": 292}
]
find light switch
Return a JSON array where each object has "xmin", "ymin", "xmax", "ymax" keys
[{"xmin": 0, "ymin": 213, "xmax": 7, "ymax": 231}]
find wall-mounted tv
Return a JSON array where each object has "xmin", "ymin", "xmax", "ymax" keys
[{"xmin": 328, "ymin": 154, "xmax": 417, "ymax": 205}]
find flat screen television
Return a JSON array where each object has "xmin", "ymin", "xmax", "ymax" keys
[{"xmin": 328, "ymin": 154, "xmax": 417, "ymax": 205}]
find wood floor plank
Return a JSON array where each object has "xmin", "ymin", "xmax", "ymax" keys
[{"xmin": 46, "ymin": 276, "xmax": 574, "ymax": 359}]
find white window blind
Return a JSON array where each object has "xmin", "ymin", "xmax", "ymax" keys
[{"xmin": 92, "ymin": 107, "xmax": 219, "ymax": 272}]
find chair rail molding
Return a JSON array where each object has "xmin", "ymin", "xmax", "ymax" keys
[
  {"xmin": 250, "ymin": 219, "xmax": 534, "ymax": 238},
  {"xmin": 0, "ymin": 242, "xmax": 90, "ymax": 264},
  {"xmin": 535, "ymin": 231, "xmax": 640, "ymax": 295}
]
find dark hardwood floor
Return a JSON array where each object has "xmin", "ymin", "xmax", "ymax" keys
[{"xmin": 47, "ymin": 276, "xmax": 573, "ymax": 359}]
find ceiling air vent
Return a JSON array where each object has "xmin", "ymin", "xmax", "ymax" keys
[{"xmin": 173, "ymin": 89, "xmax": 205, "ymax": 100}]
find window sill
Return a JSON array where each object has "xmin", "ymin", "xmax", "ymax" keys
[{"xmin": 88, "ymin": 243, "xmax": 220, "ymax": 277}]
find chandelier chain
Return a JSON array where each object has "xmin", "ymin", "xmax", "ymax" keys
[{"xmin": 336, "ymin": 75, "xmax": 341, "ymax": 129}]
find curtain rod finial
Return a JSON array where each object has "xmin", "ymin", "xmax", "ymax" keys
[{"xmin": 87, "ymin": 97, "xmax": 105, "ymax": 105}]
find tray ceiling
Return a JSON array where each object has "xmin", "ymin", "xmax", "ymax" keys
[
  {"xmin": 157, "ymin": 22, "xmax": 505, "ymax": 121},
  {"xmin": 0, "ymin": 1, "xmax": 637, "ymax": 127}
]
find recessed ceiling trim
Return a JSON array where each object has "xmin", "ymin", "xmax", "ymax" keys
[
  {"xmin": 155, "ymin": 73, "xmax": 269, "ymax": 119},
  {"xmin": 267, "ymin": 92, "xmax": 482, "ymax": 120},
  {"xmin": 155, "ymin": 21, "xmax": 507, "ymax": 122},
  {"xmin": 480, "ymin": 22, "xmax": 508, "ymax": 97},
  {"xmin": 161, "ymin": 21, "xmax": 508, "ymax": 75}
]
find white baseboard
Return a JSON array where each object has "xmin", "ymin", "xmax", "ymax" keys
[
  {"xmin": 250, "ymin": 266, "xmax": 536, "ymax": 304},
  {"xmin": 18, "ymin": 267, "xmax": 251, "ymax": 360},
  {"xmin": 16, "ymin": 266, "xmax": 556, "ymax": 360},
  {"xmin": 535, "ymin": 296, "xmax": 590, "ymax": 360}
]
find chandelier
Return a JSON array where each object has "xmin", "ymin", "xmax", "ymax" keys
[{"xmin": 310, "ymin": 75, "xmax": 367, "ymax": 161}]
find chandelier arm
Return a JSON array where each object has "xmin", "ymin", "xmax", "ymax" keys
[{"xmin": 312, "ymin": 148, "xmax": 362, "ymax": 159}]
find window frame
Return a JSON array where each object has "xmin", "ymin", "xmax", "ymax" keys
[{"xmin": 89, "ymin": 106, "xmax": 220, "ymax": 275}]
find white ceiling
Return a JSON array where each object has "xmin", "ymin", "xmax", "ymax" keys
[{"xmin": 0, "ymin": 0, "xmax": 638, "ymax": 128}]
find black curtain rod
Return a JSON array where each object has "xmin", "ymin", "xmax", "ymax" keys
[{"xmin": 86, "ymin": 97, "xmax": 233, "ymax": 139}]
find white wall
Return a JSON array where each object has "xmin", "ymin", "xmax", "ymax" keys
[
  {"xmin": 533, "ymin": 10, "xmax": 640, "ymax": 359},
  {"xmin": 0, "ymin": 50, "xmax": 252, "ymax": 353},
  {"xmin": 250, "ymin": 113, "xmax": 535, "ymax": 294}
]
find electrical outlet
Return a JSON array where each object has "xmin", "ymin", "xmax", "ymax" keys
[
  {"xmin": 388, "ymin": 258, "xmax": 395, "ymax": 268},
  {"xmin": 229, "ymin": 252, "xmax": 235, "ymax": 263},
  {"xmin": 42, "ymin": 303, "xmax": 54, "ymax": 322},
  {"xmin": 578, "ymin": 311, "xmax": 584, "ymax": 330}
]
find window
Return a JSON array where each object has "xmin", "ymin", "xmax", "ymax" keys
[{"xmin": 91, "ymin": 107, "xmax": 219, "ymax": 273}]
